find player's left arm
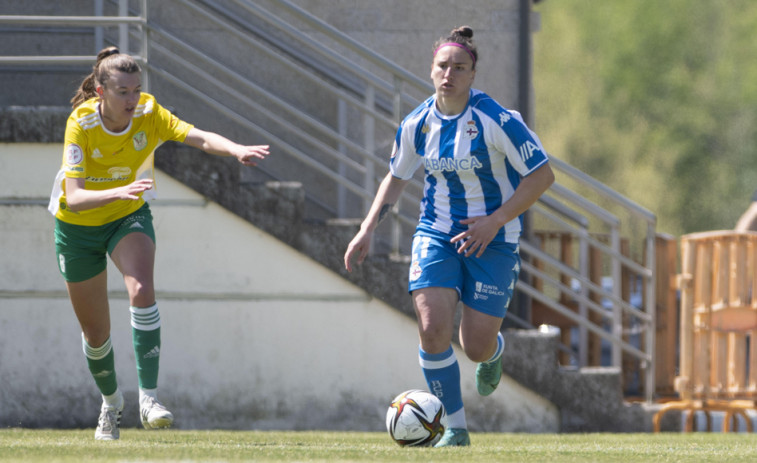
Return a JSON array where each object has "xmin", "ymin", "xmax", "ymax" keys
[
  {"xmin": 452, "ymin": 162, "xmax": 555, "ymax": 257},
  {"xmin": 183, "ymin": 127, "xmax": 270, "ymax": 166}
]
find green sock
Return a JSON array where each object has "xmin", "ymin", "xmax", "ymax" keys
[
  {"xmin": 82, "ymin": 335, "xmax": 118, "ymax": 396},
  {"xmin": 130, "ymin": 304, "xmax": 161, "ymax": 390}
]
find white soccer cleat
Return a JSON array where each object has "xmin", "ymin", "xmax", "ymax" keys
[
  {"xmin": 140, "ymin": 395, "xmax": 174, "ymax": 429},
  {"xmin": 95, "ymin": 404, "xmax": 123, "ymax": 440}
]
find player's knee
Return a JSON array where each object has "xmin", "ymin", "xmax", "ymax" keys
[
  {"xmin": 464, "ymin": 347, "xmax": 489, "ymax": 363},
  {"xmin": 127, "ymin": 279, "xmax": 154, "ymax": 306},
  {"xmin": 82, "ymin": 329, "xmax": 110, "ymax": 349},
  {"xmin": 460, "ymin": 338, "xmax": 493, "ymax": 362}
]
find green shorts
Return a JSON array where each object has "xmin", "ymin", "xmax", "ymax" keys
[{"xmin": 54, "ymin": 203, "xmax": 156, "ymax": 283}]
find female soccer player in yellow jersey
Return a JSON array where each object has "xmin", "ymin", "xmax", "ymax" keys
[{"xmin": 47, "ymin": 46, "xmax": 270, "ymax": 440}]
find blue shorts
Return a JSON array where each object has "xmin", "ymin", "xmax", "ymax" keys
[{"xmin": 408, "ymin": 229, "xmax": 520, "ymax": 318}]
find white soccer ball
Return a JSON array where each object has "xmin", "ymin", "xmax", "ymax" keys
[{"xmin": 385, "ymin": 389, "xmax": 447, "ymax": 447}]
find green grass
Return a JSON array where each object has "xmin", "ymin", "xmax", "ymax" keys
[{"xmin": 1, "ymin": 429, "xmax": 757, "ymax": 462}]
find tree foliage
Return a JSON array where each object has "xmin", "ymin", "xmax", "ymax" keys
[{"xmin": 534, "ymin": 0, "xmax": 757, "ymax": 235}]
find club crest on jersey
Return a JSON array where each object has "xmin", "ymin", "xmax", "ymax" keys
[
  {"xmin": 463, "ymin": 120, "xmax": 479, "ymax": 140},
  {"xmin": 409, "ymin": 261, "xmax": 422, "ymax": 281},
  {"xmin": 133, "ymin": 131, "xmax": 148, "ymax": 151},
  {"xmin": 65, "ymin": 144, "xmax": 83, "ymax": 166}
]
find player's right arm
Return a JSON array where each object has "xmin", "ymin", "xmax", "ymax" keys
[
  {"xmin": 64, "ymin": 177, "xmax": 154, "ymax": 213},
  {"xmin": 344, "ymin": 172, "xmax": 408, "ymax": 272}
]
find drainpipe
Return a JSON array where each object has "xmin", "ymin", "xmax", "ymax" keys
[
  {"xmin": 518, "ymin": 0, "xmax": 533, "ymax": 126},
  {"xmin": 510, "ymin": 0, "xmax": 534, "ymax": 328}
]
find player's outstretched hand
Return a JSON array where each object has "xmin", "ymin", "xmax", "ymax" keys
[{"xmin": 233, "ymin": 144, "xmax": 270, "ymax": 166}]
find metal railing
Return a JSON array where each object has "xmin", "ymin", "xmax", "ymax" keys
[
  {"xmin": 180, "ymin": 0, "xmax": 431, "ymax": 240},
  {"xmin": 0, "ymin": 0, "xmax": 148, "ymax": 72},
  {"xmin": 0, "ymin": 0, "xmax": 658, "ymax": 402},
  {"xmin": 522, "ymin": 157, "xmax": 657, "ymax": 400}
]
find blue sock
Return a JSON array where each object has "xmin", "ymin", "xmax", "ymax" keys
[
  {"xmin": 418, "ymin": 345, "xmax": 464, "ymax": 417},
  {"xmin": 484, "ymin": 332, "xmax": 505, "ymax": 363}
]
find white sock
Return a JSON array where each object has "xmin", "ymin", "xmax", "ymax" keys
[
  {"xmin": 139, "ymin": 387, "xmax": 158, "ymax": 404},
  {"xmin": 446, "ymin": 408, "xmax": 467, "ymax": 429},
  {"xmin": 102, "ymin": 389, "xmax": 123, "ymax": 410}
]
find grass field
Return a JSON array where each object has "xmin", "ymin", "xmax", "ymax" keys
[{"xmin": 2, "ymin": 429, "xmax": 757, "ymax": 462}]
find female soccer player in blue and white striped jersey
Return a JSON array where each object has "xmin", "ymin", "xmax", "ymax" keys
[{"xmin": 344, "ymin": 26, "xmax": 554, "ymax": 447}]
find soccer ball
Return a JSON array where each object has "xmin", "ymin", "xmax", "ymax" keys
[{"xmin": 385, "ymin": 389, "xmax": 447, "ymax": 447}]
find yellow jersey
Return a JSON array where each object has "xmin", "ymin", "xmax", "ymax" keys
[{"xmin": 48, "ymin": 93, "xmax": 193, "ymax": 226}]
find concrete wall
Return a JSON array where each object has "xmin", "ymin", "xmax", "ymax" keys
[
  {"xmin": 0, "ymin": 143, "xmax": 559, "ymax": 432},
  {"xmin": 286, "ymin": 0, "xmax": 526, "ymax": 108},
  {"xmin": 0, "ymin": 0, "xmax": 529, "ymax": 109}
]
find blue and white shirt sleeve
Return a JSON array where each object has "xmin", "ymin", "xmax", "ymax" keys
[
  {"xmin": 389, "ymin": 99, "xmax": 433, "ymax": 180},
  {"xmin": 485, "ymin": 107, "xmax": 549, "ymax": 176}
]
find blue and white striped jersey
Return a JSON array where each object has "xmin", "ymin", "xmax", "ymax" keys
[{"xmin": 390, "ymin": 88, "xmax": 549, "ymax": 244}]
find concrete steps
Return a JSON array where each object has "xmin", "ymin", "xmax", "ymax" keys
[{"xmin": 502, "ymin": 330, "xmax": 668, "ymax": 432}]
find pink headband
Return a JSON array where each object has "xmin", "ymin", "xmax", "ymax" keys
[{"xmin": 433, "ymin": 42, "xmax": 476, "ymax": 65}]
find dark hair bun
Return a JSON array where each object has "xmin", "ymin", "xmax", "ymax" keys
[
  {"xmin": 96, "ymin": 46, "xmax": 120, "ymax": 63},
  {"xmin": 452, "ymin": 26, "xmax": 474, "ymax": 39}
]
